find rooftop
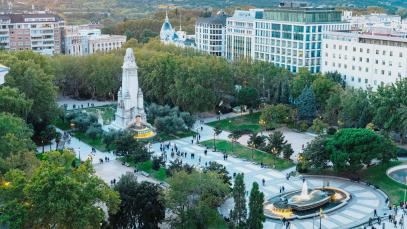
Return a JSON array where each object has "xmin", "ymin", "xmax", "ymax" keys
[
  {"xmin": 0, "ymin": 12, "xmax": 63, "ymax": 23},
  {"xmin": 196, "ymin": 13, "xmax": 230, "ymax": 25},
  {"xmin": 324, "ymin": 30, "xmax": 407, "ymax": 44}
]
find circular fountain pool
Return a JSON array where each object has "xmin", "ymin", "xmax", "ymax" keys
[
  {"xmin": 263, "ymin": 180, "xmax": 351, "ymax": 220},
  {"xmin": 387, "ymin": 164, "xmax": 407, "ymax": 184}
]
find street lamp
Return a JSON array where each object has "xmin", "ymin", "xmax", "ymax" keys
[
  {"xmin": 78, "ymin": 147, "xmax": 81, "ymax": 162},
  {"xmin": 259, "ymin": 119, "xmax": 266, "ymax": 136}
]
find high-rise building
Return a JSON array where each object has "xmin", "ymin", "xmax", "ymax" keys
[
  {"xmin": 226, "ymin": 3, "xmax": 350, "ymax": 73},
  {"xmin": 321, "ymin": 31, "xmax": 407, "ymax": 90},
  {"xmin": 195, "ymin": 12, "xmax": 229, "ymax": 56},
  {"xmin": 0, "ymin": 12, "xmax": 64, "ymax": 55}
]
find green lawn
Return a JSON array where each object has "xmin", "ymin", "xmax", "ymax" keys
[
  {"xmin": 53, "ymin": 118, "xmax": 71, "ymax": 131},
  {"xmin": 73, "ymin": 132, "xmax": 108, "ymax": 152},
  {"xmin": 207, "ymin": 113, "xmax": 261, "ymax": 133},
  {"xmin": 82, "ymin": 104, "xmax": 116, "ymax": 125},
  {"xmin": 360, "ymin": 161, "xmax": 407, "ymax": 204},
  {"xmin": 201, "ymin": 139, "xmax": 294, "ymax": 171}
]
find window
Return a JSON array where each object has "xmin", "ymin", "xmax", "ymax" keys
[
  {"xmin": 358, "ymin": 78, "xmax": 361, "ymax": 83},
  {"xmin": 366, "ymin": 58, "xmax": 369, "ymax": 63},
  {"xmin": 390, "ymin": 51, "xmax": 393, "ymax": 56},
  {"xmin": 365, "ymin": 79, "xmax": 368, "ymax": 83},
  {"xmin": 376, "ymin": 50, "xmax": 379, "ymax": 54},
  {"xmin": 400, "ymin": 52, "xmax": 403, "ymax": 58},
  {"xmin": 353, "ymin": 47, "xmax": 356, "ymax": 52}
]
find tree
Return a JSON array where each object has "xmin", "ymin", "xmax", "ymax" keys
[
  {"xmin": 290, "ymin": 68, "xmax": 315, "ymax": 98},
  {"xmin": 152, "ymin": 156, "xmax": 165, "ymax": 171},
  {"xmin": 0, "ymin": 112, "xmax": 34, "ymax": 160},
  {"xmin": 327, "ymin": 128, "xmax": 396, "ymax": 172},
  {"xmin": 85, "ymin": 124, "xmax": 103, "ymax": 140},
  {"xmin": 230, "ymin": 173, "xmax": 247, "ymax": 229},
  {"xmin": 0, "ymin": 86, "xmax": 32, "ymax": 120},
  {"xmin": 372, "ymin": 78, "xmax": 407, "ymax": 143},
  {"xmin": 237, "ymin": 87, "xmax": 260, "ymax": 110},
  {"xmin": 1, "ymin": 150, "xmax": 120, "ymax": 229},
  {"xmin": 166, "ymin": 170, "xmax": 229, "ymax": 228},
  {"xmin": 203, "ymin": 162, "xmax": 231, "ymax": 186},
  {"xmin": 247, "ymin": 133, "xmax": 266, "ymax": 150},
  {"xmin": 229, "ymin": 131, "xmax": 243, "ymax": 153},
  {"xmin": 103, "ymin": 130, "xmax": 119, "ymax": 152},
  {"xmin": 115, "ymin": 131, "xmax": 150, "ymax": 163},
  {"xmin": 339, "ymin": 89, "xmax": 373, "ymax": 128},
  {"xmin": 296, "ymin": 86, "xmax": 317, "ymax": 123},
  {"xmin": 302, "ymin": 136, "xmax": 330, "ymax": 171},
  {"xmin": 323, "ymin": 93, "xmax": 342, "ymax": 126},
  {"xmin": 247, "ymin": 182, "xmax": 265, "ymax": 229},
  {"xmin": 311, "ymin": 75, "xmax": 343, "ymax": 110},
  {"xmin": 109, "ymin": 173, "xmax": 165, "ymax": 229},
  {"xmin": 0, "ymin": 51, "xmax": 59, "ymax": 138},
  {"xmin": 282, "ymin": 144, "xmax": 294, "ymax": 160},
  {"xmin": 311, "ymin": 118, "xmax": 328, "ymax": 134},
  {"xmin": 266, "ymin": 131, "xmax": 287, "ymax": 156},
  {"xmin": 166, "ymin": 159, "xmax": 194, "ymax": 177},
  {"xmin": 139, "ymin": 29, "xmax": 159, "ymax": 43},
  {"xmin": 260, "ymin": 104, "xmax": 294, "ymax": 127}
]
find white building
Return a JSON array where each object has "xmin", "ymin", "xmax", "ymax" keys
[
  {"xmin": 321, "ymin": 31, "xmax": 407, "ymax": 90},
  {"xmin": 342, "ymin": 11, "xmax": 402, "ymax": 31},
  {"xmin": 226, "ymin": 4, "xmax": 350, "ymax": 73},
  {"xmin": 64, "ymin": 25, "xmax": 101, "ymax": 55},
  {"xmin": 195, "ymin": 12, "xmax": 229, "ymax": 56},
  {"xmin": 88, "ymin": 34, "xmax": 126, "ymax": 54},
  {"xmin": 0, "ymin": 64, "xmax": 8, "ymax": 85}
]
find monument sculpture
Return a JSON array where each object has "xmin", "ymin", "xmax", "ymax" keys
[{"xmin": 108, "ymin": 48, "xmax": 155, "ymax": 139}]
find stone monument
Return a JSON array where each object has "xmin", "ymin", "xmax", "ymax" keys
[{"xmin": 109, "ymin": 48, "xmax": 149, "ymax": 132}]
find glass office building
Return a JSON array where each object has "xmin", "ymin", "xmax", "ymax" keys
[{"xmin": 226, "ymin": 5, "xmax": 350, "ymax": 73}]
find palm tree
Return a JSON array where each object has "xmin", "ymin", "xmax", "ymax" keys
[{"xmin": 228, "ymin": 131, "xmax": 242, "ymax": 153}]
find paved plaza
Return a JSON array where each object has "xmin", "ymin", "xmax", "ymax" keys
[{"xmin": 46, "ymin": 103, "xmax": 393, "ymax": 229}]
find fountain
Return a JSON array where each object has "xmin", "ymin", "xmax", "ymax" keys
[
  {"xmin": 287, "ymin": 181, "xmax": 330, "ymax": 211},
  {"xmin": 263, "ymin": 178, "xmax": 351, "ymax": 219}
]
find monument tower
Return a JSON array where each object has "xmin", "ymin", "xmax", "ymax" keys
[{"xmin": 110, "ymin": 48, "xmax": 147, "ymax": 130}]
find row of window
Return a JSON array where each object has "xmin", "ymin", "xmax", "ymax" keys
[
  {"xmin": 326, "ymin": 43, "xmax": 404, "ymax": 57},
  {"xmin": 325, "ymin": 61, "xmax": 403, "ymax": 77},
  {"xmin": 326, "ymin": 53, "xmax": 404, "ymax": 67}
]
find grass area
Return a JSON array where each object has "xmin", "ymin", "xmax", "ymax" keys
[
  {"xmin": 201, "ymin": 139, "xmax": 294, "ymax": 171},
  {"xmin": 73, "ymin": 132, "xmax": 108, "ymax": 152},
  {"xmin": 154, "ymin": 130, "xmax": 196, "ymax": 142},
  {"xmin": 121, "ymin": 158, "xmax": 167, "ymax": 181},
  {"xmin": 360, "ymin": 161, "xmax": 407, "ymax": 204},
  {"xmin": 36, "ymin": 152, "xmax": 81, "ymax": 167},
  {"xmin": 207, "ymin": 112, "xmax": 261, "ymax": 133},
  {"xmin": 82, "ymin": 104, "xmax": 116, "ymax": 125}
]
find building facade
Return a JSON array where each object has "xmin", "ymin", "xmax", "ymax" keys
[
  {"xmin": 87, "ymin": 35, "xmax": 126, "ymax": 54},
  {"xmin": 226, "ymin": 4, "xmax": 350, "ymax": 73},
  {"xmin": 0, "ymin": 12, "xmax": 64, "ymax": 55},
  {"xmin": 321, "ymin": 31, "xmax": 407, "ymax": 90},
  {"xmin": 64, "ymin": 24, "xmax": 126, "ymax": 55},
  {"xmin": 195, "ymin": 12, "xmax": 229, "ymax": 56}
]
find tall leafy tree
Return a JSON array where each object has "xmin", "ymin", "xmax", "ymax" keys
[
  {"xmin": 339, "ymin": 89, "xmax": 373, "ymax": 128},
  {"xmin": 237, "ymin": 87, "xmax": 260, "ymax": 110},
  {"xmin": 0, "ymin": 86, "xmax": 32, "ymax": 120},
  {"xmin": 372, "ymin": 78, "xmax": 407, "ymax": 143},
  {"xmin": 230, "ymin": 173, "xmax": 247, "ymax": 229},
  {"xmin": 247, "ymin": 182, "xmax": 265, "ymax": 229},
  {"xmin": 266, "ymin": 131, "xmax": 287, "ymax": 156},
  {"xmin": 1, "ymin": 150, "xmax": 120, "ymax": 229},
  {"xmin": 166, "ymin": 170, "xmax": 229, "ymax": 228},
  {"xmin": 109, "ymin": 173, "xmax": 165, "ymax": 229},
  {"xmin": 302, "ymin": 136, "xmax": 330, "ymax": 170},
  {"xmin": 203, "ymin": 162, "xmax": 231, "ymax": 186},
  {"xmin": 0, "ymin": 51, "xmax": 59, "ymax": 137}
]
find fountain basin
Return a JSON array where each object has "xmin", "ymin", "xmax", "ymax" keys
[{"xmin": 287, "ymin": 189, "xmax": 331, "ymax": 211}]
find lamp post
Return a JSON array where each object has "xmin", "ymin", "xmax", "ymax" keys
[
  {"xmin": 259, "ymin": 119, "xmax": 266, "ymax": 136},
  {"xmin": 78, "ymin": 147, "xmax": 81, "ymax": 162}
]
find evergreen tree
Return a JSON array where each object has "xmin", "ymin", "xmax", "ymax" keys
[
  {"xmin": 296, "ymin": 86, "xmax": 317, "ymax": 123},
  {"xmin": 247, "ymin": 182, "xmax": 265, "ymax": 229},
  {"xmin": 230, "ymin": 173, "xmax": 247, "ymax": 229}
]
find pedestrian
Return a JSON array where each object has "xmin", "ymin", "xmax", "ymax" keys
[
  {"xmin": 191, "ymin": 139, "xmax": 194, "ymax": 144},
  {"xmin": 394, "ymin": 219, "xmax": 397, "ymax": 228},
  {"xmin": 374, "ymin": 209, "xmax": 377, "ymax": 217},
  {"xmin": 389, "ymin": 214, "xmax": 392, "ymax": 222},
  {"xmin": 201, "ymin": 126, "xmax": 203, "ymax": 131},
  {"xmin": 262, "ymin": 179, "xmax": 265, "ymax": 186}
]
